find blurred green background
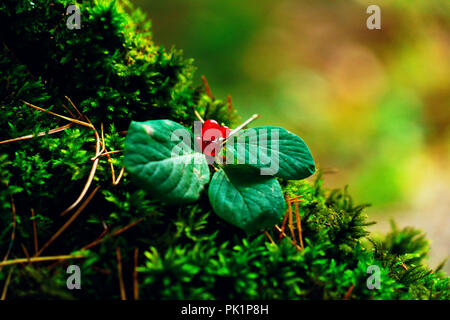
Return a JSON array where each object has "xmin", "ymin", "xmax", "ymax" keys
[{"xmin": 133, "ymin": 0, "xmax": 449, "ymax": 271}]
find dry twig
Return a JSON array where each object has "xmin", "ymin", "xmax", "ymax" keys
[
  {"xmin": 0, "ymin": 123, "xmax": 73, "ymax": 145},
  {"xmin": 0, "ymin": 268, "xmax": 13, "ymax": 300},
  {"xmin": 0, "ymin": 254, "xmax": 85, "ymax": 268},
  {"xmin": 36, "ymin": 186, "xmax": 100, "ymax": 257},
  {"xmin": 116, "ymin": 247, "xmax": 126, "ymax": 300},
  {"xmin": 344, "ymin": 284, "xmax": 355, "ymax": 300},
  {"xmin": 2, "ymin": 194, "xmax": 17, "ymax": 264},
  {"xmin": 264, "ymin": 231, "xmax": 276, "ymax": 245},
  {"xmin": 274, "ymin": 225, "xmax": 301, "ymax": 251},
  {"xmin": 133, "ymin": 248, "xmax": 139, "ymax": 300},
  {"xmin": 294, "ymin": 201, "xmax": 304, "ymax": 249},
  {"xmin": 81, "ymin": 218, "xmax": 144, "ymax": 251}
]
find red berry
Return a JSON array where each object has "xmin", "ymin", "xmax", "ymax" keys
[
  {"xmin": 198, "ymin": 120, "xmax": 230, "ymax": 157},
  {"xmin": 220, "ymin": 125, "xmax": 230, "ymax": 139},
  {"xmin": 202, "ymin": 119, "xmax": 220, "ymax": 139},
  {"xmin": 203, "ymin": 140, "xmax": 220, "ymax": 157},
  {"xmin": 203, "ymin": 119, "xmax": 220, "ymax": 128}
]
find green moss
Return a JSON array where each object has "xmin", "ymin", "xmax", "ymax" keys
[{"xmin": 0, "ymin": 0, "xmax": 448, "ymax": 300}]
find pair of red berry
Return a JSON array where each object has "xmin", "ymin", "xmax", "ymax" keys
[{"xmin": 196, "ymin": 119, "xmax": 230, "ymax": 157}]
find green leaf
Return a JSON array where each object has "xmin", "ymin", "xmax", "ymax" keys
[
  {"xmin": 124, "ymin": 120, "xmax": 210, "ymax": 203},
  {"xmin": 208, "ymin": 166, "xmax": 286, "ymax": 234},
  {"xmin": 225, "ymin": 126, "xmax": 315, "ymax": 180}
]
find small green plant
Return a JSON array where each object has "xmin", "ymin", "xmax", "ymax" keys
[
  {"xmin": 123, "ymin": 117, "xmax": 315, "ymax": 234},
  {"xmin": 0, "ymin": 0, "xmax": 447, "ymax": 300}
]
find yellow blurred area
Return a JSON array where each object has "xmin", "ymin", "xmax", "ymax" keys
[{"xmin": 134, "ymin": 0, "xmax": 449, "ymax": 270}]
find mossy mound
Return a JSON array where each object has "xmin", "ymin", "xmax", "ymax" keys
[{"xmin": 0, "ymin": 0, "xmax": 448, "ymax": 299}]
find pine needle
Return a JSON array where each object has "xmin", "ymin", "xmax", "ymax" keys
[
  {"xmin": 0, "ymin": 123, "xmax": 72, "ymax": 145},
  {"xmin": 274, "ymin": 225, "xmax": 301, "ymax": 251},
  {"xmin": 20, "ymin": 243, "xmax": 31, "ymax": 266},
  {"xmin": 264, "ymin": 230, "xmax": 276, "ymax": 245},
  {"xmin": 112, "ymin": 167, "xmax": 125, "ymax": 186},
  {"xmin": 287, "ymin": 200, "xmax": 298, "ymax": 247},
  {"xmin": 133, "ymin": 248, "xmax": 139, "ymax": 300},
  {"xmin": 64, "ymin": 96, "xmax": 83, "ymax": 118},
  {"xmin": 90, "ymin": 122, "xmax": 106, "ymax": 161},
  {"xmin": 30, "ymin": 208, "xmax": 39, "ymax": 255},
  {"xmin": 81, "ymin": 218, "xmax": 144, "ymax": 251},
  {"xmin": 294, "ymin": 201, "xmax": 304, "ymax": 249},
  {"xmin": 36, "ymin": 186, "xmax": 100, "ymax": 257},
  {"xmin": 0, "ymin": 254, "xmax": 85, "ymax": 267},
  {"xmin": 98, "ymin": 150, "xmax": 122, "ymax": 157},
  {"xmin": 116, "ymin": 247, "xmax": 126, "ymax": 300},
  {"xmin": 60, "ymin": 124, "xmax": 101, "ymax": 216},
  {"xmin": 21, "ymin": 100, "xmax": 92, "ymax": 128},
  {"xmin": 2, "ymin": 194, "xmax": 17, "ymax": 264},
  {"xmin": 344, "ymin": 284, "xmax": 355, "ymax": 300},
  {"xmin": 279, "ymin": 209, "xmax": 289, "ymax": 240},
  {"xmin": 0, "ymin": 268, "xmax": 13, "ymax": 300},
  {"xmin": 193, "ymin": 108, "xmax": 205, "ymax": 123}
]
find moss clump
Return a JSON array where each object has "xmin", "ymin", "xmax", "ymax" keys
[{"xmin": 0, "ymin": 0, "xmax": 448, "ymax": 299}]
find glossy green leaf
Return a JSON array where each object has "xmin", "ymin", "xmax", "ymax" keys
[
  {"xmin": 225, "ymin": 126, "xmax": 315, "ymax": 180},
  {"xmin": 124, "ymin": 120, "xmax": 210, "ymax": 203},
  {"xmin": 208, "ymin": 166, "xmax": 286, "ymax": 234}
]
